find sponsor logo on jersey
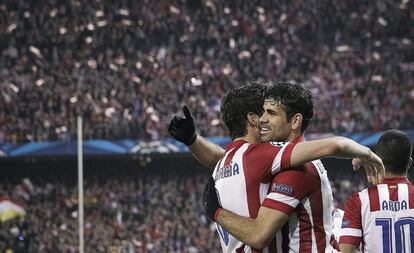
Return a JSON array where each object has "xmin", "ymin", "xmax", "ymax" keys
[
  {"xmin": 341, "ymin": 219, "xmax": 350, "ymax": 228},
  {"xmin": 271, "ymin": 183, "xmax": 293, "ymax": 196}
]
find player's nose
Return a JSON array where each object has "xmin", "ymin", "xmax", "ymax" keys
[{"xmin": 259, "ymin": 116, "xmax": 268, "ymax": 124}]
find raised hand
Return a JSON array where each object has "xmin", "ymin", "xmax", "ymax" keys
[
  {"xmin": 352, "ymin": 150, "xmax": 385, "ymax": 185},
  {"xmin": 168, "ymin": 105, "xmax": 197, "ymax": 146}
]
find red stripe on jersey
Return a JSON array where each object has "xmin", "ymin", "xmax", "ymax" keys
[
  {"xmin": 235, "ymin": 245, "xmax": 245, "ymax": 253},
  {"xmin": 409, "ymin": 184, "xmax": 414, "ymax": 208},
  {"xmin": 268, "ymin": 237, "xmax": 277, "ymax": 253},
  {"xmin": 280, "ymin": 143, "xmax": 295, "ymax": 169},
  {"xmin": 340, "ymin": 236, "xmax": 361, "ymax": 246},
  {"xmin": 297, "ymin": 203, "xmax": 313, "ymax": 252},
  {"xmin": 330, "ymin": 235, "xmax": 339, "ymax": 251},
  {"xmin": 223, "ymin": 145, "xmax": 240, "ymax": 167},
  {"xmin": 243, "ymin": 162, "xmax": 261, "ymax": 218},
  {"xmin": 262, "ymin": 198, "xmax": 295, "ymax": 215},
  {"xmin": 343, "ymin": 193, "xmax": 362, "ymax": 230},
  {"xmin": 368, "ymin": 187, "xmax": 380, "ymax": 211},
  {"xmin": 389, "ymin": 187, "xmax": 398, "ymax": 201},
  {"xmin": 306, "ymin": 163, "xmax": 326, "ymax": 253},
  {"xmin": 245, "ymin": 180, "xmax": 261, "ymax": 219}
]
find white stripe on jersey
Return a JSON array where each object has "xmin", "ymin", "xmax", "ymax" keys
[
  {"xmin": 214, "ymin": 147, "xmax": 234, "ymax": 174},
  {"xmin": 311, "ymin": 160, "xmax": 335, "ymax": 253},
  {"xmin": 266, "ymin": 192, "xmax": 300, "ymax": 208},
  {"xmin": 271, "ymin": 142, "xmax": 290, "ymax": 174},
  {"xmin": 341, "ymin": 228, "xmax": 362, "ymax": 237},
  {"xmin": 215, "ymin": 143, "xmax": 251, "ymax": 216},
  {"xmin": 358, "ymin": 188, "xmax": 370, "ymax": 225},
  {"xmin": 398, "ymin": 183, "xmax": 409, "ymax": 204},
  {"xmin": 302, "ymin": 197, "xmax": 318, "ymax": 253},
  {"xmin": 288, "ymin": 212, "xmax": 300, "ymax": 253},
  {"xmin": 377, "ymin": 184, "xmax": 389, "ymax": 208},
  {"xmin": 259, "ymin": 183, "xmax": 270, "ymax": 204},
  {"xmin": 214, "ymin": 143, "xmax": 251, "ymax": 253}
]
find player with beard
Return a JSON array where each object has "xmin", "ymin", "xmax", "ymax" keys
[{"xmin": 169, "ymin": 81, "xmax": 383, "ymax": 252}]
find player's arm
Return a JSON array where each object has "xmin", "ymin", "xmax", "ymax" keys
[
  {"xmin": 203, "ymin": 177, "xmax": 288, "ymax": 249},
  {"xmin": 340, "ymin": 244, "xmax": 357, "ymax": 253},
  {"xmin": 339, "ymin": 193, "xmax": 363, "ymax": 253},
  {"xmin": 188, "ymin": 135, "xmax": 225, "ymax": 169},
  {"xmin": 217, "ymin": 207, "xmax": 288, "ymax": 249},
  {"xmin": 168, "ymin": 105, "xmax": 225, "ymax": 169},
  {"xmin": 203, "ymin": 171, "xmax": 312, "ymax": 249},
  {"xmin": 291, "ymin": 136, "xmax": 371, "ymax": 166},
  {"xmin": 289, "ymin": 136, "xmax": 384, "ymax": 184}
]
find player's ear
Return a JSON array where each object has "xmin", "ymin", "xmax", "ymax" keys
[
  {"xmin": 247, "ymin": 112, "xmax": 259, "ymax": 127},
  {"xmin": 291, "ymin": 113, "xmax": 303, "ymax": 132}
]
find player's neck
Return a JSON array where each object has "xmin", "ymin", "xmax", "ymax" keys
[
  {"xmin": 286, "ymin": 132, "xmax": 302, "ymax": 142},
  {"xmin": 384, "ymin": 172, "xmax": 407, "ymax": 179},
  {"xmin": 234, "ymin": 131, "xmax": 261, "ymax": 144}
]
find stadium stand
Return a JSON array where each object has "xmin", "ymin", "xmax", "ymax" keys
[
  {"xmin": 1, "ymin": 0, "xmax": 413, "ymax": 252},
  {"xmin": 0, "ymin": 160, "xmax": 371, "ymax": 253},
  {"xmin": 0, "ymin": 0, "xmax": 413, "ymax": 143}
]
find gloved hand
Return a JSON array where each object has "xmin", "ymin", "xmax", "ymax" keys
[
  {"xmin": 168, "ymin": 105, "xmax": 197, "ymax": 146},
  {"xmin": 202, "ymin": 177, "xmax": 222, "ymax": 221}
]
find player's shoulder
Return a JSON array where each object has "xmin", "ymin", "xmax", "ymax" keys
[
  {"xmin": 250, "ymin": 141, "xmax": 289, "ymax": 148},
  {"xmin": 244, "ymin": 141, "xmax": 290, "ymax": 153},
  {"xmin": 344, "ymin": 189, "xmax": 366, "ymax": 208},
  {"xmin": 407, "ymin": 181, "xmax": 414, "ymax": 189}
]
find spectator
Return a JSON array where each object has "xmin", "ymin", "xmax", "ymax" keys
[
  {"xmin": 0, "ymin": 167, "xmax": 369, "ymax": 252},
  {"xmin": 0, "ymin": 0, "xmax": 413, "ymax": 143}
]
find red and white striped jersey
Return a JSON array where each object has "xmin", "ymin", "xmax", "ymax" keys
[
  {"xmin": 262, "ymin": 160, "xmax": 336, "ymax": 253},
  {"xmin": 339, "ymin": 177, "xmax": 414, "ymax": 253},
  {"xmin": 332, "ymin": 208, "xmax": 344, "ymax": 245},
  {"xmin": 213, "ymin": 139, "xmax": 295, "ymax": 253}
]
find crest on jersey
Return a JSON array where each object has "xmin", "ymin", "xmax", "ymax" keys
[{"xmin": 270, "ymin": 142, "xmax": 286, "ymax": 147}]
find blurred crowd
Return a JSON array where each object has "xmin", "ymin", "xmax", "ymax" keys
[
  {"xmin": 0, "ymin": 0, "xmax": 413, "ymax": 143},
  {"xmin": 0, "ymin": 170, "xmax": 220, "ymax": 253},
  {"xmin": 0, "ymin": 168, "xmax": 369, "ymax": 253}
]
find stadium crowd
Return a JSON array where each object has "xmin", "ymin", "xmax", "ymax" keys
[
  {"xmin": 0, "ymin": 0, "xmax": 413, "ymax": 143},
  {"xmin": 0, "ymin": 167, "xmax": 368, "ymax": 253}
]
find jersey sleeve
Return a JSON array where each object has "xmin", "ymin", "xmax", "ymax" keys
[
  {"xmin": 244, "ymin": 142, "xmax": 295, "ymax": 178},
  {"xmin": 262, "ymin": 170, "xmax": 316, "ymax": 216},
  {"xmin": 339, "ymin": 192, "xmax": 362, "ymax": 246}
]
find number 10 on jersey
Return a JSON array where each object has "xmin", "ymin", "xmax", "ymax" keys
[{"xmin": 375, "ymin": 217, "xmax": 414, "ymax": 253}]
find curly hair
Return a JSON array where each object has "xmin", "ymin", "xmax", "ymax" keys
[
  {"xmin": 265, "ymin": 81, "xmax": 314, "ymax": 133},
  {"xmin": 220, "ymin": 82, "xmax": 266, "ymax": 139}
]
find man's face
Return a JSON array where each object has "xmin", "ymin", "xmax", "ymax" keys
[{"xmin": 259, "ymin": 99, "xmax": 292, "ymax": 142}]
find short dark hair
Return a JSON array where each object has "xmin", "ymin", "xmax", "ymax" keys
[
  {"xmin": 220, "ymin": 82, "xmax": 266, "ymax": 139},
  {"xmin": 376, "ymin": 129, "xmax": 412, "ymax": 175},
  {"xmin": 265, "ymin": 81, "xmax": 314, "ymax": 132}
]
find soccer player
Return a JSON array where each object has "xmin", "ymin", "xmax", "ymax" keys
[
  {"xmin": 169, "ymin": 82, "xmax": 384, "ymax": 252},
  {"xmin": 200, "ymin": 83, "xmax": 379, "ymax": 252},
  {"xmin": 169, "ymin": 82, "xmax": 381, "ymax": 184},
  {"xmin": 339, "ymin": 129, "xmax": 413, "ymax": 253}
]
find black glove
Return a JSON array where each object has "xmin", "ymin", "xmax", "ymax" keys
[
  {"xmin": 168, "ymin": 105, "xmax": 197, "ymax": 146},
  {"xmin": 202, "ymin": 177, "xmax": 222, "ymax": 221}
]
